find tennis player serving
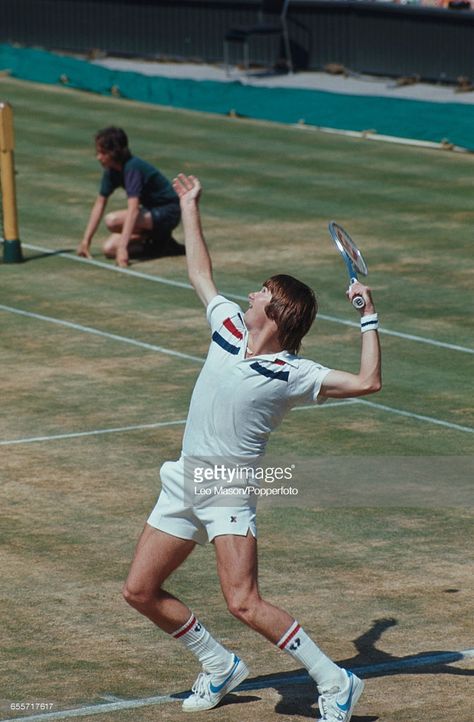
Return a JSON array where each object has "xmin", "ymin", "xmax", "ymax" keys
[{"xmin": 123, "ymin": 175, "xmax": 381, "ymax": 721}]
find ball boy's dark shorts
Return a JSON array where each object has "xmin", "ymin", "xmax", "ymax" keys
[{"xmin": 148, "ymin": 203, "xmax": 181, "ymax": 243}]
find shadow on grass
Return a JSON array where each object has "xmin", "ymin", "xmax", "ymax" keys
[
  {"xmin": 22, "ymin": 248, "xmax": 75, "ymax": 262},
  {"xmin": 339, "ymin": 616, "xmax": 474, "ymax": 678},
  {"xmin": 170, "ymin": 689, "xmax": 261, "ymax": 706},
  {"xmin": 202, "ymin": 617, "xmax": 473, "ymax": 719}
]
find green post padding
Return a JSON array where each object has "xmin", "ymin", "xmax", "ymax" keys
[
  {"xmin": 3, "ymin": 239, "xmax": 23, "ymax": 263},
  {"xmin": 0, "ymin": 44, "xmax": 473, "ymax": 150}
]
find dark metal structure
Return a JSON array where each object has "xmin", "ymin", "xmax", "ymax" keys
[
  {"xmin": 1, "ymin": 0, "xmax": 474, "ymax": 82},
  {"xmin": 224, "ymin": 0, "xmax": 294, "ymax": 74}
]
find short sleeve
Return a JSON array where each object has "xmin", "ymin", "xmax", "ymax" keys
[
  {"xmin": 124, "ymin": 168, "xmax": 144, "ymax": 198},
  {"xmin": 206, "ymin": 295, "xmax": 244, "ymax": 332},
  {"xmin": 290, "ymin": 359, "xmax": 332, "ymax": 406}
]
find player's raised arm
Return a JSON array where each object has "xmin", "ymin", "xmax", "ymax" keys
[
  {"xmin": 319, "ymin": 281, "xmax": 382, "ymax": 398},
  {"xmin": 172, "ymin": 174, "xmax": 217, "ymax": 307}
]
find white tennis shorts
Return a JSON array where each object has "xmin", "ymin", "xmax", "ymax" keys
[{"xmin": 147, "ymin": 458, "xmax": 257, "ymax": 545}]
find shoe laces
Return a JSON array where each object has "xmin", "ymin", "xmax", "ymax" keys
[
  {"xmin": 191, "ymin": 671, "xmax": 212, "ymax": 700},
  {"xmin": 319, "ymin": 686, "xmax": 344, "ymax": 721}
]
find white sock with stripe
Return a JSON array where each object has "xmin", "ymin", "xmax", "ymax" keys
[
  {"xmin": 171, "ymin": 613, "xmax": 234, "ymax": 674},
  {"xmin": 277, "ymin": 620, "xmax": 345, "ymax": 691}
]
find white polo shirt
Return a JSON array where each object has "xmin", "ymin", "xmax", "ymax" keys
[{"xmin": 180, "ymin": 295, "xmax": 331, "ymax": 464}]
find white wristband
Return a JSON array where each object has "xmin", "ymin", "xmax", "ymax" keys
[{"xmin": 361, "ymin": 313, "xmax": 379, "ymax": 333}]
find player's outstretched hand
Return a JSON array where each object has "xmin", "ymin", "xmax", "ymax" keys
[
  {"xmin": 77, "ymin": 240, "xmax": 92, "ymax": 259},
  {"xmin": 347, "ymin": 281, "xmax": 376, "ymax": 315},
  {"xmin": 173, "ymin": 174, "xmax": 202, "ymax": 205}
]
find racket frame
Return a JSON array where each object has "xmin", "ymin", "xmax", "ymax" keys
[{"xmin": 328, "ymin": 221, "xmax": 368, "ymax": 310}]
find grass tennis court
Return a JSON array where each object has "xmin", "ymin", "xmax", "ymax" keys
[{"xmin": 1, "ymin": 76, "xmax": 473, "ymax": 722}]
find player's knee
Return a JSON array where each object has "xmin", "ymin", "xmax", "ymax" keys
[
  {"xmin": 122, "ymin": 581, "xmax": 138, "ymax": 607},
  {"xmin": 122, "ymin": 581, "xmax": 152, "ymax": 610},
  {"xmin": 226, "ymin": 593, "xmax": 259, "ymax": 624}
]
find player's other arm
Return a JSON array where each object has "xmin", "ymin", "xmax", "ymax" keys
[
  {"xmin": 77, "ymin": 194, "xmax": 107, "ymax": 258},
  {"xmin": 172, "ymin": 174, "xmax": 217, "ymax": 307},
  {"xmin": 319, "ymin": 281, "xmax": 382, "ymax": 399}
]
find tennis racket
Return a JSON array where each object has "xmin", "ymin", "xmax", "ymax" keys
[{"xmin": 328, "ymin": 221, "xmax": 368, "ymax": 310}]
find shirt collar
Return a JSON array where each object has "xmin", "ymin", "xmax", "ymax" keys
[{"xmin": 244, "ymin": 349, "xmax": 299, "ymax": 368}]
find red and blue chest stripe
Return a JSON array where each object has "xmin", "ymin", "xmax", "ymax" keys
[
  {"xmin": 250, "ymin": 359, "xmax": 289, "ymax": 382},
  {"xmin": 212, "ymin": 316, "xmax": 243, "ymax": 355}
]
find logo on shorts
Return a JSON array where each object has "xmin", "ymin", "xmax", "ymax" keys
[{"xmin": 230, "ymin": 515, "xmax": 237, "ymax": 523}]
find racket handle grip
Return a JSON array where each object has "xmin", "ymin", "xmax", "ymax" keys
[
  {"xmin": 352, "ymin": 295, "xmax": 365, "ymax": 310},
  {"xmin": 349, "ymin": 278, "xmax": 366, "ymax": 309}
]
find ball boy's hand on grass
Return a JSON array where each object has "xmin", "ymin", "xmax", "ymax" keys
[
  {"xmin": 77, "ymin": 240, "xmax": 92, "ymax": 259},
  {"xmin": 115, "ymin": 246, "xmax": 129, "ymax": 268}
]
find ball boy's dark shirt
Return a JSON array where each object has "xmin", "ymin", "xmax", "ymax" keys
[{"xmin": 99, "ymin": 156, "xmax": 178, "ymax": 209}]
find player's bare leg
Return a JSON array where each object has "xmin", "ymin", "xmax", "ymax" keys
[
  {"xmin": 123, "ymin": 524, "xmax": 195, "ymax": 631},
  {"xmin": 123, "ymin": 525, "xmax": 247, "ymax": 712},
  {"xmin": 213, "ymin": 531, "xmax": 293, "ymax": 642},
  {"xmin": 214, "ymin": 531, "xmax": 363, "ymax": 720}
]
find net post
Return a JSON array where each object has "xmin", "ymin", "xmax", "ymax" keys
[{"xmin": 0, "ymin": 101, "xmax": 23, "ymax": 263}]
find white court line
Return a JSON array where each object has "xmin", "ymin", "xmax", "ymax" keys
[
  {"xmin": 291, "ymin": 399, "xmax": 473, "ymax": 434},
  {"xmin": 292, "ymin": 399, "xmax": 358, "ymax": 412},
  {"xmin": 354, "ymin": 398, "xmax": 474, "ymax": 434},
  {"xmin": 20, "ymin": 242, "xmax": 474, "ymax": 355},
  {"xmin": 2, "ymin": 647, "xmax": 473, "ymax": 722},
  {"xmin": 0, "ymin": 401, "xmax": 352, "ymax": 446},
  {"xmin": 21, "ymin": 243, "xmax": 197, "ymax": 289},
  {"xmin": 316, "ymin": 314, "xmax": 474, "ymax": 355},
  {"xmin": 0, "ymin": 304, "xmax": 204, "ymax": 364},
  {"xmin": 0, "ymin": 419, "xmax": 187, "ymax": 446},
  {"xmin": 1, "ymin": 303, "xmax": 472, "ymax": 435}
]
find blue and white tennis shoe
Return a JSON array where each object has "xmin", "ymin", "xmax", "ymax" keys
[
  {"xmin": 318, "ymin": 669, "xmax": 364, "ymax": 722},
  {"xmin": 182, "ymin": 655, "xmax": 249, "ymax": 712}
]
